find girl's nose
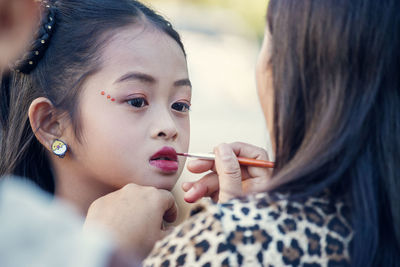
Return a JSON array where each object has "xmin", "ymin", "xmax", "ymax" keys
[
  {"xmin": 151, "ymin": 119, "xmax": 178, "ymax": 141},
  {"xmin": 155, "ymin": 129, "xmax": 177, "ymax": 140}
]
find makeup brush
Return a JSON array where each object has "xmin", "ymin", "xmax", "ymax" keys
[{"xmin": 177, "ymin": 152, "xmax": 275, "ymax": 168}]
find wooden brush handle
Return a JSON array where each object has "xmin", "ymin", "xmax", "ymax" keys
[{"xmin": 237, "ymin": 157, "xmax": 275, "ymax": 168}]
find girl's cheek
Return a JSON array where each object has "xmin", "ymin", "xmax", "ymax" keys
[{"xmin": 180, "ymin": 119, "xmax": 191, "ymax": 144}]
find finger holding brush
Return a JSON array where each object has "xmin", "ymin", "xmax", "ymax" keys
[{"xmin": 182, "ymin": 142, "xmax": 273, "ymax": 203}]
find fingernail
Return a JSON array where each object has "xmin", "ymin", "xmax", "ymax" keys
[
  {"xmin": 182, "ymin": 182, "xmax": 191, "ymax": 191},
  {"xmin": 185, "ymin": 186, "xmax": 196, "ymax": 199}
]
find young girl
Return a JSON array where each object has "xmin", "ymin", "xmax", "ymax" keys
[{"xmin": 0, "ymin": 0, "xmax": 191, "ymax": 215}]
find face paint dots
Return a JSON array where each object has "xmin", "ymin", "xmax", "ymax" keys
[{"xmin": 100, "ymin": 90, "xmax": 115, "ymax": 102}]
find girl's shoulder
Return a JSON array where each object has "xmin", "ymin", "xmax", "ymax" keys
[{"xmin": 144, "ymin": 192, "xmax": 353, "ymax": 267}]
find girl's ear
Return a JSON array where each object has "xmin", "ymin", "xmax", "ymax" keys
[{"xmin": 28, "ymin": 97, "xmax": 66, "ymax": 152}]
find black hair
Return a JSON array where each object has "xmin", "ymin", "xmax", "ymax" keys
[
  {"xmin": 265, "ymin": 0, "xmax": 400, "ymax": 265},
  {"xmin": 0, "ymin": 0, "xmax": 185, "ymax": 193}
]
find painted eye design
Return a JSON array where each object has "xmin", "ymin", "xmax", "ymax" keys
[
  {"xmin": 171, "ymin": 102, "xmax": 191, "ymax": 112},
  {"xmin": 127, "ymin": 97, "xmax": 148, "ymax": 108}
]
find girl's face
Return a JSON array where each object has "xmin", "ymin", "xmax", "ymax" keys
[{"xmin": 65, "ymin": 24, "xmax": 191, "ymax": 192}]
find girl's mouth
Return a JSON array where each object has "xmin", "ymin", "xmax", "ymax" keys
[{"xmin": 149, "ymin": 146, "xmax": 179, "ymax": 173}]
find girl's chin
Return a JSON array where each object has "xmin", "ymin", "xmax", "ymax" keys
[
  {"xmin": 136, "ymin": 177, "xmax": 179, "ymax": 192},
  {"xmin": 153, "ymin": 179, "xmax": 179, "ymax": 191}
]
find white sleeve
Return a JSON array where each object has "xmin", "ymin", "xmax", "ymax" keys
[{"xmin": 0, "ymin": 177, "xmax": 116, "ymax": 267}]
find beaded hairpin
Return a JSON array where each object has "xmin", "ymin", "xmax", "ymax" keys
[{"xmin": 11, "ymin": 1, "xmax": 56, "ymax": 74}]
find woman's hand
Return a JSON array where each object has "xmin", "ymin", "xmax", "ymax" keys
[
  {"xmin": 182, "ymin": 142, "xmax": 272, "ymax": 203},
  {"xmin": 84, "ymin": 183, "xmax": 177, "ymax": 261}
]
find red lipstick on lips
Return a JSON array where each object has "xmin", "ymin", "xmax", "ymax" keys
[{"xmin": 149, "ymin": 146, "xmax": 179, "ymax": 173}]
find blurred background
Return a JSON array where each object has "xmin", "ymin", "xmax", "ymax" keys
[{"xmin": 142, "ymin": 0, "xmax": 272, "ymax": 222}]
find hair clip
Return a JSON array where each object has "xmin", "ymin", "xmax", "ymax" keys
[{"xmin": 11, "ymin": 2, "xmax": 56, "ymax": 74}]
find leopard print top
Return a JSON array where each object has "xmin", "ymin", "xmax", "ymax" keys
[{"xmin": 144, "ymin": 192, "xmax": 353, "ymax": 266}]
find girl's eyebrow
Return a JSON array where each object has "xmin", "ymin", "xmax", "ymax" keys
[
  {"xmin": 114, "ymin": 72, "xmax": 155, "ymax": 84},
  {"xmin": 114, "ymin": 71, "xmax": 192, "ymax": 88},
  {"xmin": 174, "ymin": 79, "xmax": 192, "ymax": 88}
]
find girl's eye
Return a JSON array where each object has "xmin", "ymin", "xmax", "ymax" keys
[
  {"xmin": 127, "ymin": 97, "xmax": 148, "ymax": 108},
  {"xmin": 171, "ymin": 102, "xmax": 191, "ymax": 112}
]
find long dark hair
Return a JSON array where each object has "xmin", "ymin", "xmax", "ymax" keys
[
  {"xmin": 266, "ymin": 0, "xmax": 400, "ymax": 265},
  {"xmin": 0, "ymin": 0, "xmax": 185, "ymax": 194}
]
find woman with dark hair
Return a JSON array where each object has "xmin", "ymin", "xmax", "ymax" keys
[{"xmin": 145, "ymin": 0, "xmax": 400, "ymax": 265}]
